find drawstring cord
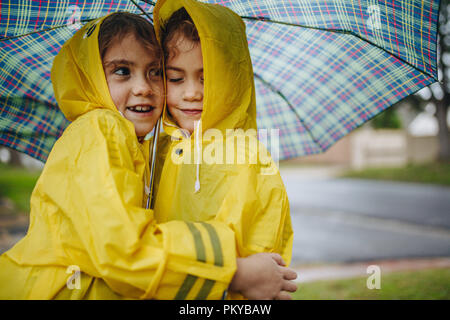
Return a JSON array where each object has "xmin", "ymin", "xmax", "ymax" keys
[{"xmin": 194, "ymin": 120, "xmax": 201, "ymax": 193}]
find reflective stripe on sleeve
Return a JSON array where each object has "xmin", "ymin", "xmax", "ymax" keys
[
  {"xmin": 174, "ymin": 222, "xmax": 204, "ymax": 299},
  {"xmin": 200, "ymin": 222, "xmax": 224, "ymax": 267},
  {"xmin": 174, "ymin": 222, "xmax": 226, "ymax": 300},
  {"xmin": 174, "ymin": 274, "xmax": 197, "ymax": 300}
]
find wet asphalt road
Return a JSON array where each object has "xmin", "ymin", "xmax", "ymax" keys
[{"xmin": 279, "ymin": 167, "xmax": 450, "ymax": 264}]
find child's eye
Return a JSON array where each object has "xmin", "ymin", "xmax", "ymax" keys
[
  {"xmin": 148, "ymin": 68, "xmax": 162, "ymax": 77},
  {"xmin": 113, "ymin": 67, "xmax": 130, "ymax": 76},
  {"xmin": 168, "ymin": 78, "xmax": 183, "ymax": 83}
]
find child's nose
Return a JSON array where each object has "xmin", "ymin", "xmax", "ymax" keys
[
  {"xmin": 183, "ymin": 80, "xmax": 203, "ymax": 101},
  {"xmin": 132, "ymin": 77, "xmax": 155, "ymax": 96}
]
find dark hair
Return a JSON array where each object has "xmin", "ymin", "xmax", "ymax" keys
[
  {"xmin": 99, "ymin": 12, "xmax": 161, "ymax": 62},
  {"xmin": 161, "ymin": 8, "xmax": 200, "ymax": 60}
]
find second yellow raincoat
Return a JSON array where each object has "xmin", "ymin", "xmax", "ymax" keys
[
  {"xmin": 152, "ymin": 0, "xmax": 294, "ymax": 299},
  {"xmin": 0, "ymin": 13, "xmax": 237, "ymax": 300}
]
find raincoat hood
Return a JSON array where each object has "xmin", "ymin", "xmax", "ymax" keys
[
  {"xmin": 51, "ymin": 15, "xmax": 116, "ymax": 122},
  {"xmin": 154, "ymin": 0, "xmax": 257, "ymax": 136}
]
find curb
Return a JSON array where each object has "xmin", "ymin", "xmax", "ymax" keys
[{"xmin": 292, "ymin": 257, "xmax": 450, "ymax": 283}]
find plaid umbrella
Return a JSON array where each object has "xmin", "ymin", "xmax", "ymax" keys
[{"xmin": 0, "ymin": 0, "xmax": 440, "ymax": 162}]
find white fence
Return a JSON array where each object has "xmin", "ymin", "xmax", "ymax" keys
[{"xmin": 289, "ymin": 128, "xmax": 439, "ymax": 169}]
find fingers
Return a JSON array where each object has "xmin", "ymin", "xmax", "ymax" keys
[
  {"xmin": 282, "ymin": 267, "xmax": 298, "ymax": 281},
  {"xmin": 269, "ymin": 253, "xmax": 286, "ymax": 266},
  {"xmin": 275, "ymin": 291, "xmax": 293, "ymax": 300},
  {"xmin": 280, "ymin": 267, "xmax": 298, "ymax": 293},
  {"xmin": 282, "ymin": 280, "xmax": 298, "ymax": 293}
]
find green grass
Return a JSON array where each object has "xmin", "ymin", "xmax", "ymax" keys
[
  {"xmin": 292, "ymin": 268, "xmax": 450, "ymax": 300},
  {"xmin": 0, "ymin": 163, "xmax": 41, "ymax": 214},
  {"xmin": 340, "ymin": 162, "xmax": 450, "ymax": 187}
]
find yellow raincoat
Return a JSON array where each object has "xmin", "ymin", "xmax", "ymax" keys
[
  {"xmin": 0, "ymin": 14, "xmax": 237, "ymax": 300},
  {"xmin": 152, "ymin": 0, "xmax": 294, "ymax": 299}
]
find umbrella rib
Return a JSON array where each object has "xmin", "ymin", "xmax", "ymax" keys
[
  {"xmin": 129, "ymin": 0, "xmax": 154, "ymax": 22},
  {"xmin": 242, "ymin": 16, "xmax": 438, "ymax": 82},
  {"xmin": 140, "ymin": 0, "xmax": 156, "ymax": 6},
  {"xmin": 254, "ymin": 73, "xmax": 322, "ymax": 150}
]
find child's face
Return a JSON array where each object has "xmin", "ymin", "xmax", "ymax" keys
[
  {"xmin": 103, "ymin": 33, "xmax": 164, "ymax": 137},
  {"xmin": 166, "ymin": 35, "xmax": 204, "ymax": 134}
]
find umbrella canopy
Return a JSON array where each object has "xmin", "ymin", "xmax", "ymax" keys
[
  {"xmin": 0, "ymin": 0, "xmax": 156, "ymax": 162},
  {"xmin": 0, "ymin": 0, "xmax": 440, "ymax": 162},
  {"xmin": 212, "ymin": 0, "xmax": 440, "ymax": 159}
]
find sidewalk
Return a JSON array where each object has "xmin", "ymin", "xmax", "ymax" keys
[
  {"xmin": 292, "ymin": 257, "xmax": 450, "ymax": 283},
  {"xmin": 279, "ymin": 163, "xmax": 348, "ymax": 180}
]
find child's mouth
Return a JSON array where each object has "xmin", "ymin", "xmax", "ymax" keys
[
  {"xmin": 127, "ymin": 105, "xmax": 155, "ymax": 113},
  {"xmin": 180, "ymin": 109, "xmax": 202, "ymax": 115}
]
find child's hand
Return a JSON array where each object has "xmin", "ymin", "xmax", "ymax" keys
[{"xmin": 229, "ymin": 253, "xmax": 298, "ymax": 300}]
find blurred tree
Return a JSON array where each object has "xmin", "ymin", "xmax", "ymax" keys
[
  {"xmin": 371, "ymin": 107, "xmax": 402, "ymax": 129},
  {"xmin": 435, "ymin": 0, "xmax": 450, "ymax": 161},
  {"xmin": 404, "ymin": 0, "xmax": 450, "ymax": 161},
  {"xmin": 8, "ymin": 148, "xmax": 22, "ymax": 167}
]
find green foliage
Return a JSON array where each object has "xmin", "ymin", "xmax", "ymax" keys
[
  {"xmin": 341, "ymin": 162, "xmax": 450, "ymax": 186},
  {"xmin": 370, "ymin": 107, "xmax": 402, "ymax": 129},
  {"xmin": 292, "ymin": 268, "xmax": 450, "ymax": 300},
  {"xmin": 0, "ymin": 163, "xmax": 41, "ymax": 213}
]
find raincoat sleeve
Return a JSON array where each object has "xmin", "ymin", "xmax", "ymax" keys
[
  {"xmin": 43, "ymin": 111, "xmax": 236, "ymax": 299},
  {"xmin": 213, "ymin": 147, "xmax": 293, "ymax": 301},
  {"xmin": 214, "ymin": 140, "xmax": 293, "ymax": 265}
]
